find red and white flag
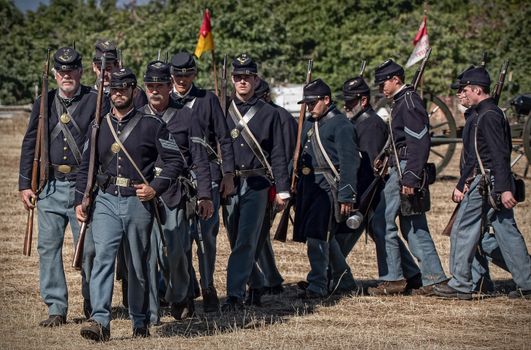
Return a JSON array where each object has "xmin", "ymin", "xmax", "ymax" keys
[{"xmin": 406, "ymin": 16, "xmax": 430, "ymax": 68}]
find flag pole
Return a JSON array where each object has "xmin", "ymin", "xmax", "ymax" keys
[
  {"xmin": 212, "ymin": 50, "xmax": 219, "ymax": 96},
  {"xmin": 420, "ymin": 4, "xmax": 428, "ymax": 99}
]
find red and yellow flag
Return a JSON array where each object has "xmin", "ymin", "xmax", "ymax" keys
[{"xmin": 194, "ymin": 9, "xmax": 214, "ymax": 58}]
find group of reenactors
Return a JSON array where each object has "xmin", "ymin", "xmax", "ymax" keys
[{"xmin": 18, "ymin": 40, "xmax": 531, "ymax": 342}]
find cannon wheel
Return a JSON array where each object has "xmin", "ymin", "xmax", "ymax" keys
[{"xmin": 374, "ymin": 92, "xmax": 457, "ymax": 174}]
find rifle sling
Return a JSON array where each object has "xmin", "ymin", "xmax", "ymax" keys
[
  {"xmin": 148, "ymin": 102, "xmax": 220, "ymax": 163},
  {"xmin": 228, "ymin": 100, "xmax": 273, "ymax": 178},
  {"xmin": 190, "ymin": 136, "xmax": 220, "ymax": 163},
  {"xmin": 101, "ymin": 112, "xmax": 143, "ymax": 172}
]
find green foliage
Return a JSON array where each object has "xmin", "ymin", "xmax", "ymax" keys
[{"xmin": 0, "ymin": 0, "xmax": 529, "ymax": 105}]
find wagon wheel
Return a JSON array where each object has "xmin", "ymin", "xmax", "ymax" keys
[
  {"xmin": 374, "ymin": 92, "xmax": 457, "ymax": 174},
  {"xmin": 523, "ymin": 113, "xmax": 531, "ymax": 176}
]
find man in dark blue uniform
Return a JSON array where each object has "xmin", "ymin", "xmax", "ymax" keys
[
  {"xmin": 82, "ymin": 39, "xmax": 148, "ymax": 317},
  {"xmin": 368, "ymin": 60, "xmax": 447, "ymax": 296},
  {"xmin": 140, "ymin": 61, "xmax": 213, "ymax": 324},
  {"xmin": 332, "ymin": 76, "xmax": 423, "ymax": 293},
  {"xmin": 434, "ymin": 67, "xmax": 531, "ymax": 299},
  {"xmin": 19, "ymin": 47, "xmax": 97, "ymax": 327},
  {"xmin": 91, "ymin": 39, "xmax": 148, "ymax": 109},
  {"xmin": 293, "ymin": 78, "xmax": 359, "ymax": 298},
  {"xmin": 446, "ymin": 66, "xmax": 509, "ymax": 295},
  {"xmin": 222, "ymin": 54, "xmax": 290, "ymax": 310},
  {"xmin": 76, "ymin": 68, "xmax": 183, "ymax": 341},
  {"xmin": 249, "ymin": 79, "xmax": 297, "ymax": 295},
  {"xmin": 170, "ymin": 52, "xmax": 235, "ymax": 312}
]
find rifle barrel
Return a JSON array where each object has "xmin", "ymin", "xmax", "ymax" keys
[
  {"xmin": 23, "ymin": 50, "xmax": 50, "ymax": 257},
  {"xmin": 72, "ymin": 56, "xmax": 107, "ymax": 266},
  {"xmin": 290, "ymin": 59, "xmax": 313, "ymax": 191}
]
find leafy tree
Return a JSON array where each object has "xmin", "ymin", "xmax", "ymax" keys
[{"xmin": 0, "ymin": 0, "xmax": 529, "ymax": 105}]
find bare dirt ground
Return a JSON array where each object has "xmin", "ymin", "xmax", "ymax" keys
[{"xmin": 0, "ymin": 115, "xmax": 530, "ymax": 350}]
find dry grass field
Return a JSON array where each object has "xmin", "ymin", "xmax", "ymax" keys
[{"xmin": 0, "ymin": 114, "xmax": 530, "ymax": 350}]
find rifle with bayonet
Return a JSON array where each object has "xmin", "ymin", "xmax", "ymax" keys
[
  {"xmin": 72, "ymin": 56, "xmax": 107, "ymax": 269},
  {"xmin": 24, "ymin": 50, "xmax": 51, "ymax": 256},
  {"xmin": 274, "ymin": 59, "xmax": 313, "ymax": 242}
]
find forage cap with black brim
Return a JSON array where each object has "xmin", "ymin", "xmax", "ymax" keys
[
  {"xmin": 297, "ymin": 78, "xmax": 331, "ymax": 104},
  {"xmin": 54, "ymin": 47, "xmax": 82, "ymax": 71},
  {"xmin": 337, "ymin": 76, "xmax": 370, "ymax": 100},
  {"xmin": 144, "ymin": 60, "xmax": 171, "ymax": 83},
  {"xmin": 109, "ymin": 68, "xmax": 137, "ymax": 89},
  {"xmin": 374, "ymin": 59, "xmax": 404, "ymax": 84}
]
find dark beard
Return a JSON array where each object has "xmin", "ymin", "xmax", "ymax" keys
[{"xmin": 113, "ymin": 96, "xmax": 133, "ymax": 112}]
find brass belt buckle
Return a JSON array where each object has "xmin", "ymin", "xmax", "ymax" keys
[
  {"xmin": 115, "ymin": 176, "xmax": 130, "ymax": 187},
  {"xmin": 301, "ymin": 166, "xmax": 311, "ymax": 175},
  {"xmin": 57, "ymin": 164, "xmax": 72, "ymax": 174}
]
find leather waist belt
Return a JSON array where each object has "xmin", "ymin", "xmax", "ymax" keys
[
  {"xmin": 235, "ymin": 168, "xmax": 267, "ymax": 177},
  {"xmin": 109, "ymin": 176, "xmax": 142, "ymax": 187},
  {"xmin": 51, "ymin": 164, "xmax": 78, "ymax": 174}
]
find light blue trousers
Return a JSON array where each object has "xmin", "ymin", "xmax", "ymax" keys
[
  {"xmin": 449, "ymin": 175, "xmax": 531, "ymax": 292},
  {"xmin": 37, "ymin": 179, "xmax": 80, "ymax": 317},
  {"xmin": 372, "ymin": 164, "xmax": 446, "ymax": 285},
  {"xmin": 89, "ymin": 191, "xmax": 152, "ymax": 329}
]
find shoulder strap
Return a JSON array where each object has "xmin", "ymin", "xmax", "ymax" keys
[
  {"xmin": 50, "ymin": 94, "xmax": 82, "ymax": 164},
  {"xmin": 101, "ymin": 112, "xmax": 143, "ymax": 171},
  {"xmin": 228, "ymin": 100, "xmax": 273, "ymax": 177},
  {"xmin": 161, "ymin": 107, "xmax": 177, "ymax": 123},
  {"xmin": 352, "ymin": 110, "xmax": 371, "ymax": 126},
  {"xmin": 474, "ymin": 114, "xmax": 487, "ymax": 176},
  {"xmin": 313, "ymin": 121, "xmax": 339, "ymax": 180},
  {"xmin": 105, "ymin": 114, "xmax": 149, "ymax": 184}
]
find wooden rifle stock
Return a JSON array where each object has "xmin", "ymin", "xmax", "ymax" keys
[
  {"xmin": 24, "ymin": 50, "xmax": 50, "ymax": 256},
  {"xmin": 72, "ymin": 56, "xmax": 107, "ymax": 269},
  {"xmin": 290, "ymin": 59, "xmax": 313, "ymax": 192},
  {"xmin": 441, "ymin": 203, "xmax": 459, "ymax": 236},
  {"xmin": 273, "ymin": 198, "xmax": 294, "ymax": 242},
  {"xmin": 274, "ymin": 60, "xmax": 313, "ymax": 242}
]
